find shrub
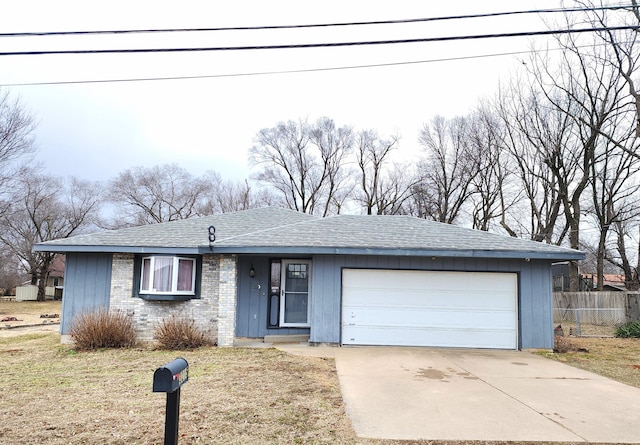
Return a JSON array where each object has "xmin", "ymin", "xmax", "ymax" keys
[
  {"xmin": 615, "ymin": 321, "xmax": 640, "ymax": 338},
  {"xmin": 69, "ymin": 309, "xmax": 137, "ymax": 350},
  {"xmin": 553, "ymin": 336, "xmax": 574, "ymax": 353},
  {"xmin": 553, "ymin": 336, "xmax": 589, "ymax": 354},
  {"xmin": 154, "ymin": 315, "xmax": 215, "ymax": 350}
]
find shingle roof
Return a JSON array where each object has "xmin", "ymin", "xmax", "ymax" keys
[
  {"xmin": 36, "ymin": 207, "xmax": 313, "ymax": 249},
  {"xmin": 34, "ymin": 206, "xmax": 583, "ymax": 260}
]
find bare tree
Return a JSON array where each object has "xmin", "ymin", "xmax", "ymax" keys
[
  {"xmin": 0, "ymin": 171, "xmax": 101, "ymax": 300},
  {"xmin": 354, "ymin": 130, "xmax": 415, "ymax": 215},
  {"xmin": 588, "ymin": 114, "xmax": 640, "ymax": 289},
  {"xmin": 309, "ymin": 117, "xmax": 354, "ymax": 215},
  {"xmin": 411, "ymin": 115, "xmax": 477, "ymax": 223},
  {"xmin": 574, "ymin": 0, "xmax": 640, "ymax": 137},
  {"xmin": 0, "ymin": 88, "xmax": 36, "ymax": 214},
  {"xmin": 0, "ymin": 248, "xmax": 25, "ymax": 295},
  {"xmin": 466, "ymin": 107, "xmax": 513, "ymax": 231},
  {"xmin": 197, "ymin": 171, "xmax": 280, "ymax": 215},
  {"xmin": 608, "ymin": 219, "xmax": 640, "ymax": 288},
  {"xmin": 494, "ymin": 83, "xmax": 568, "ymax": 242},
  {"xmin": 249, "ymin": 117, "xmax": 353, "ymax": 216},
  {"xmin": 107, "ymin": 163, "xmax": 212, "ymax": 227},
  {"xmin": 566, "ymin": 1, "xmax": 640, "ymax": 288},
  {"xmin": 107, "ymin": 164, "xmax": 275, "ymax": 227},
  {"xmin": 526, "ymin": 18, "xmax": 633, "ymax": 289}
]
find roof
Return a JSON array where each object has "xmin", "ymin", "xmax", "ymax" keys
[
  {"xmin": 48, "ymin": 255, "xmax": 66, "ymax": 278},
  {"xmin": 33, "ymin": 206, "xmax": 584, "ymax": 260}
]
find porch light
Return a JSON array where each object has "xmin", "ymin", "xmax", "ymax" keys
[{"xmin": 249, "ymin": 265, "xmax": 255, "ymax": 278}]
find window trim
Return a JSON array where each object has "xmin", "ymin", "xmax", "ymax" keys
[
  {"xmin": 279, "ymin": 259, "xmax": 312, "ymax": 328},
  {"xmin": 138, "ymin": 256, "xmax": 197, "ymax": 297}
]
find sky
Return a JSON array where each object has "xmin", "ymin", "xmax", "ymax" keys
[{"xmin": 0, "ymin": 1, "xmax": 567, "ymax": 183}]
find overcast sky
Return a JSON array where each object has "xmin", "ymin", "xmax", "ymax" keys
[{"xmin": 0, "ymin": 1, "xmax": 564, "ymax": 183}]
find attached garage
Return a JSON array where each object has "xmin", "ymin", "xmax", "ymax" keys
[{"xmin": 341, "ymin": 269, "xmax": 518, "ymax": 349}]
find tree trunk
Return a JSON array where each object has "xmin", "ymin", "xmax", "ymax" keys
[
  {"xmin": 596, "ymin": 228, "xmax": 608, "ymax": 291},
  {"xmin": 37, "ymin": 276, "xmax": 46, "ymax": 302},
  {"xmin": 568, "ymin": 220, "xmax": 581, "ymax": 291}
]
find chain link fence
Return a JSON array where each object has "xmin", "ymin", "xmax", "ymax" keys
[{"xmin": 553, "ymin": 307, "xmax": 626, "ymax": 337}]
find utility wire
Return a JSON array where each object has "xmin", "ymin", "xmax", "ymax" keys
[
  {"xmin": 0, "ymin": 42, "xmax": 609, "ymax": 87},
  {"xmin": 1, "ymin": 26, "xmax": 638, "ymax": 56},
  {"xmin": 0, "ymin": 49, "xmax": 535, "ymax": 86},
  {"xmin": 0, "ymin": 4, "xmax": 633, "ymax": 37}
]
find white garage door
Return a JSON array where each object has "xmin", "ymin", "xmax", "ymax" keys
[{"xmin": 342, "ymin": 269, "xmax": 518, "ymax": 349}]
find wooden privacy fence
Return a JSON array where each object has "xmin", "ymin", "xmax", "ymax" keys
[{"xmin": 553, "ymin": 291, "xmax": 640, "ymax": 336}]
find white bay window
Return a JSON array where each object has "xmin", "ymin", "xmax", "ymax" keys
[{"xmin": 140, "ymin": 256, "xmax": 196, "ymax": 295}]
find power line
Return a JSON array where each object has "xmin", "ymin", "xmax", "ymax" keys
[
  {"xmin": 1, "ymin": 26, "xmax": 638, "ymax": 56},
  {"xmin": 0, "ymin": 5, "xmax": 632, "ymax": 38},
  {"xmin": 0, "ymin": 42, "xmax": 608, "ymax": 87},
  {"xmin": 0, "ymin": 49, "xmax": 537, "ymax": 86}
]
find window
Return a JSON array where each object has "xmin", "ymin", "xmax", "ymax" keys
[
  {"xmin": 140, "ymin": 256, "xmax": 196, "ymax": 295},
  {"xmin": 268, "ymin": 260, "xmax": 281, "ymax": 328},
  {"xmin": 280, "ymin": 261, "xmax": 311, "ymax": 327}
]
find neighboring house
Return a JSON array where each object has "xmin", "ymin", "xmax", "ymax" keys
[
  {"xmin": 551, "ymin": 262, "xmax": 593, "ymax": 291},
  {"xmin": 15, "ymin": 255, "xmax": 66, "ymax": 301},
  {"xmin": 34, "ymin": 207, "xmax": 584, "ymax": 350},
  {"xmin": 582, "ymin": 273, "xmax": 627, "ymax": 291},
  {"xmin": 47, "ymin": 255, "xmax": 65, "ymax": 299}
]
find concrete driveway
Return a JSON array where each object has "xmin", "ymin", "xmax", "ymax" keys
[
  {"xmin": 293, "ymin": 346, "xmax": 640, "ymax": 443},
  {"xmin": 334, "ymin": 347, "xmax": 640, "ymax": 443}
]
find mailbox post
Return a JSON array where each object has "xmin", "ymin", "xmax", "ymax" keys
[{"xmin": 153, "ymin": 358, "xmax": 189, "ymax": 445}]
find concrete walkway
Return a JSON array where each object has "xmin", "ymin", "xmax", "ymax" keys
[{"xmin": 277, "ymin": 344, "xmax": 640, "ymax": 443}]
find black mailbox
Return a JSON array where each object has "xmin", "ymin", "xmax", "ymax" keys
[
  {"xmin": 153, "ymin": 358, "xmax": 189, "ymax": 445},
  {"xmin": 153, "ymin": 358, "xmax": 189, "ymax": 393}
]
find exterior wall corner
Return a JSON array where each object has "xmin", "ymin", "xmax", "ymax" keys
[{"xmin": 217, "ymin": 255, "xmax": 238, "ymax": 347}]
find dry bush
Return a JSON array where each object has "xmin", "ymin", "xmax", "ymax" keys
[
  {"xmin": 554, "ymin": 335, "xmax": 589, "ymax": 353},
  {"xmin": 69, "ymin": 309, "xmax": 137, "ymax": 350},
  {"xmin": 154, "ymin": 315, "xmax": 215, "ymax": 349}
]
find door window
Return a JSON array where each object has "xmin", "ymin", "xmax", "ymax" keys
[{"xmin": 280, "ymin": 260, "xmax": 311, "ymax": 327}]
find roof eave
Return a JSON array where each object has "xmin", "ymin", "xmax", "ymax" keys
[
  {"xmin": 33, "ymin": 244, "xmax": 200, "ymax": 255},
  {"xmin": 202, "ymin": 245, "xmax": 585, "ymax": 260},
  {"xmin": 35, "ymin": 243, "xmax": 584, "ymax": 261}
]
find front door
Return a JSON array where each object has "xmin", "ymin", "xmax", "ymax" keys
[{"xmin": 280, "ymin": 260, "xmax": 311, "ymax": 327}]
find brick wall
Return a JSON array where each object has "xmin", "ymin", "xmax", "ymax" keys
[
  {"xmin": 109, "ymin": 253, "xmax": 235, "ymax": 344},
  {"xmin": 217, "ymin": 255, "xmax": 238, "ymax": 347}
]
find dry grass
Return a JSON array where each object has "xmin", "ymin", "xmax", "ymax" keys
[
  {"xmin": 0, "ymin": 333, "xmax": 356, "ymax": 445},
  {"xmin": 0, "ymin": 300, "xmax": 61, "ymax": 326},
  {"xmin": 540, "ymin": 336, "xmax": 640, "ymax": 389},
  {"xmin": 1, "ymin": 333, "xmax": 625, "ymax": 445},
  {"xmin": 1, "ymin": 302, "xmax": 636, "ymax": 445}
]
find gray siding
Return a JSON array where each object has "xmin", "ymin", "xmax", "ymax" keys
[
  {"xmin": 235, "ymin": 256, "xmax": 310, "ymax": 338},
  {"xmin": 60, "ymin": 253, "xmax": 113, "ymax": 334},
  {"xmin": 310, "ymin": 255, "xmax": 553, "ymax": 349}
]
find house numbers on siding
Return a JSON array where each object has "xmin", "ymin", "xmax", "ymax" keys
[{"xmin": 208, "ymin": 225, "xmax": 216, "ymax": 249}]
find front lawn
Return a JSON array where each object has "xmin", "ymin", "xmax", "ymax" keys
[
  {"xmin": 2, "ymin": 327, "xmax": 637, "ymax": 445},
  {"xmin": 540, "ymin": 336, "xmax": 640, "ymax": 389},
  {"xmin": 0, "ymin": 334, "xmax": 356, "ymax": 444}
]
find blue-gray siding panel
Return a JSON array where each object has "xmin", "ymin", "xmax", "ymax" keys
[
  {"xmin": 309, "ymin": 255, "xmax": 554, "ymax": 349},
  {"xmin": 61, "ymin": 253, "xmax": 113, "ymax": 334}
]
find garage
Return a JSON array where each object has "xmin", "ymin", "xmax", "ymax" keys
[{"xmin": 341, "ymin": 269, "xmax": 518, "ymax": 349}]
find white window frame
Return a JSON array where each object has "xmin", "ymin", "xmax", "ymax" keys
[
  {"xmin": 279, "ymin": 260, "xmax": 312, "ymax": 328},
  {"xmin": 140, "ymin": 256, "xmax": 196, "ymax": 296}
]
